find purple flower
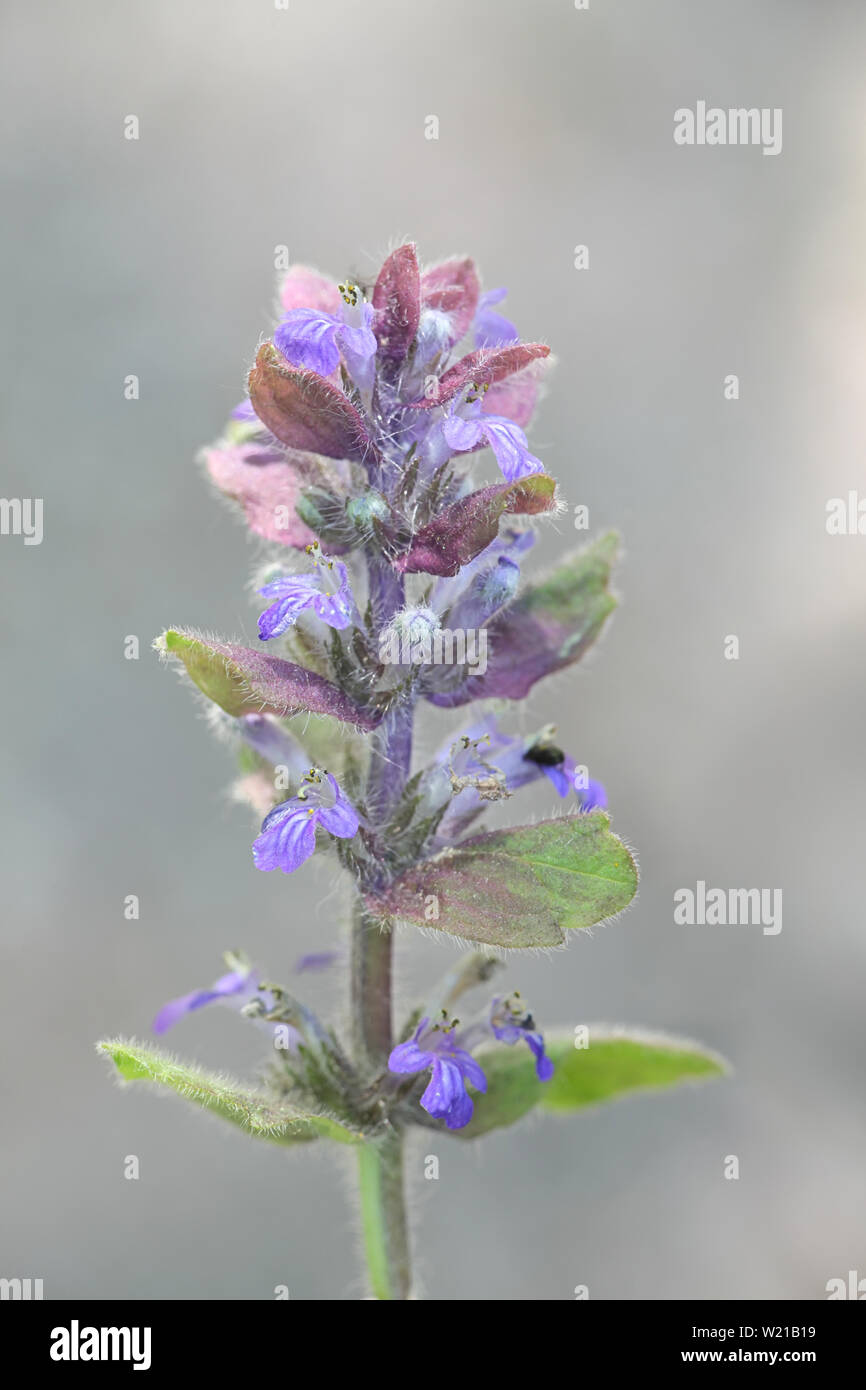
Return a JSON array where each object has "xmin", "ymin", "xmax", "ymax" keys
[
  {"xmin": 252, "ymin": 768, "xmax": 359, "ymax": 874},
  {"xmin": 441, "ymin": 391, "xmax": 543, "ymax": 483},
  {"xmin": 388, "ymin": 1016, "xmax": 487, "ymax": 1130},
  {"xmin": 389, "ymin": 993, "xmax": 554, "ymax": 1130},
  {"xmin": 153, "ymin": 957, "xmax": 303, "ymax": 1052},
  {"xmin": 543, "ymin": 755, "xmax": 608, "ymax": 809},
  {"xmin": 474, "ymin": 288, "xmax": 518, "ymax": 349},
  {"xmin": 274, "ymin": 281, "xmax": 377, "ymax": 388},
  {"xmin": 444, "ymin": 555, "xmax": 521, "ymax": 631},
  {"xmin": 153, "ymin": 958, "xmax": 269, "ymax": 1035},
  {"xmin": 426, "ymin": 716, "xmax": 604, "ymax": 845},
  {"xmin": 577, "ymin": 777, "xmax": 607, "ymax": 810},
  {"xmin": 488, "ymin": 994, "xmax": 554, "ymax": 1081},
  {"xmin": 258, "ymin": 544, "xmax": 354, "ymax": 640},
  {"xmin": 430, "ymin": 526, "xmax": 534, "ymax": 620},
  {"xmin": 294, "ymin": 949, "xmax": 343, "ymax": 974},
  {"xmin": 230, "ymin": 398, "xmax": 259, "ymax": 424},
  {"xmin": 237, "ymin": 713, "xmax": 309, "ymax": 782}
]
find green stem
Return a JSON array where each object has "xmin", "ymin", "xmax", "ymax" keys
[{"xmin": 356, "ymin": 1131, "xmax": 411, "ymax": 1301}]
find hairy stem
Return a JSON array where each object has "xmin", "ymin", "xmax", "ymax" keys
[
  {"xmin": 356, "ymin": 1131, "xmax": 411, "ymax": 1300},
  {"xmin": 350, "ymin": 897, "xmax": 394, "ymax": 1066},
  {"xmin": 366, "ymin": 700, "xmax": 415, "ymax": 826},
  {"xmin": 350, "ymin": 553, "xmax": 413, "ymax": 1299}
]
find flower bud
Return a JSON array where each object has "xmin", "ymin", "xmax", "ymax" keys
[
  {"xmin": 345, "ymin": 489, "xmax": 390, "ymax": 532},
  {"xmin": 379, "ymin": 606, "xmax": 442, "ymax": 666}
]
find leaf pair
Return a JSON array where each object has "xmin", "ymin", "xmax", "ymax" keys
[
  {"xmin": 97, "ymin": 1031, "xmax": 725, "ymax": 1148},
  {"xmin": 156, "ymin": 531, "xmax": 618, "ymax": 737}
]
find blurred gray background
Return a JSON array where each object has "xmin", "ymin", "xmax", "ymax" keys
[{"xmin": 2, "ymin": 0, "xmax": 865, "ymax": 1300}]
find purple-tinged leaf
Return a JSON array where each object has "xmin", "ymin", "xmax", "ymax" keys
[
  {"xmin": 365, "ymin": 813, "xmax": 638, "ymax": 949},
  {"xmin": 248, "ymin": 344, "xmax": 375, "ymax": 463},
  {"xmin": 372, "ymin": 243, "xmax": 421, "ymax": 360},
  {"xmin": 483, "ymin": 360, "xmax": 547, "ymax": 429},
  {"xmin": 279, "ymin": 265, "xmax": 341, "ymax": 314},
  {"xmin": 204, "ymin": 443, "xmax": 318, "ymax": 547},
  {"xmin": 428, "ymin": 531, "xmax": 618, "ymax": 706},
  {"xmin": 155, "ymin": 628, "xmax": 381, "ymax": 730},
  {"xmin": 410, "ymin": 343, "xmax": 551, "ymax": 410},
  {"xmin": 394, "ymin": 474, "xmax": 556, "ymax": 577},
  {"xmin": 420, "ymin": 257, "xmax": 481, "ymax": 340}
]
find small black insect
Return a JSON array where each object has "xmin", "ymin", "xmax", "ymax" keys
[{"xmin": 523, "ymin": 734, "xmax": 565, "ymax": 768}]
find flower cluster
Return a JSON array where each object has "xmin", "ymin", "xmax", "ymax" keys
[
  {"xmin": 154, "ymin": 244, "xmax": 621, "ymax": 1134},
  {"xmin": 98, "ymin": 239, "xmax": 729, "ymax": 1304}
]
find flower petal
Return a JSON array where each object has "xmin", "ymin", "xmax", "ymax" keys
[
  {"xmin": 274, "ymin": 309, "xmax": 341, "ymax": 375},
  {"xmin": 578, "ymin": 778, "xmax": 608, "ymax": 812},
  {"xmin": 310, "ymin": 592, "xmax": 352, "ymax": 629},
  {"xmin": 152, "ymin": 968, "xmax": 250, "ymax": 1035},
  {"xmin": 482, "ymin": 416, "xmax": 544, "ymax": 482},
  {"xmin": 388, "ymin": 1038, "xmax": 433, "ymax": 1076},
  {"xmin": 526, "ymin": 1032, "xmax": 555, "ymax": 1081},
  {"xmin": 441, "ymin": 413, "xmax": 485, "ymax": 453},
  {"xmin": 337, "ymin": 316, "xmax": 377, "ymax": 367},
  {"xmin": 453, "ymin": 1048, "xmax": 488, "ymax": 1094},
  {"xmin": 316, "ymin": 775, "xmax": 360, "ymax": 839},
  {"xmin": 475, "ymin": 289, "xmax": 518, "ymax": 349},
  {"xmin": 445, "ymin": 556, "xmax": 521, "ymax": 630},
  {"xmin": 443, "ymin": 1087, "xmax": 475, "ymax": 1130},
  {"xmin": 420, "ymin": 1057, "xmax": 469, "ymax": 1122},
  {"xmin": 542, "ymin": 762, "xmax": 572, "ymax": 797},
  {"xmin": 252, "ymin": 803, "xmax": 318, "ymax": 873},
  {"xmin": 238, "ymin": 713, "xmax": 309, "ymax": 780},
  {"xmin": 294, "ymin": 950, "xmax": 342, "ymax": 973},
  {"xmin": 257, "ymin": 575, "xmax": 320, "ymax": 640}
]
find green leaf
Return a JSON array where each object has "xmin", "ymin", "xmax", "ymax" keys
[
  {"xmin": 367, "ymin": 812, "xmax": 637, "ymax": 948},
  {"xmin": 453, "ymin": 1028, "xmax": 727, "ymax": 1138},
  {"xmin": 97, "ymin": 1039, "xmax": 362, "ymax": 1146}
]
